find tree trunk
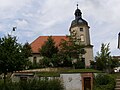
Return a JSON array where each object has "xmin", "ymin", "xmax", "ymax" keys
[{"xmin": 3, "ymin": 72, "xmax": 7, "ymax": 90}]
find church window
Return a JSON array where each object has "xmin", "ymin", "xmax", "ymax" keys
[
  {"xmin": 80, "ymin": 28, "xmax": 83, "ymax": 31},
  {"xmin": 80, "ymin": 35, "xmax": 84, "ymax": 41}
]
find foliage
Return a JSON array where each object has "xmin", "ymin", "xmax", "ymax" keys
[
  {"xmin": 59, "ymin": 35, "xmax": 86, "ymax": 68},
  {"xmin": 51, "ymin": 53, "xmax": 72, "ymax": 67},
  {"xmin": 74, "ymin": 59, "xmax": 85, "ymax": 69},
  {"xmin": 42, "ymin": 57, "xmax": 52, "ymax": 67},
  {"xmin": 93, "ymin": 73, "xmax": 115, "ymax": 90},
  {"xmin": 22, "ymin": 42, "xmax": 32, "ymax": 58},
  {"xmin": 29, "ymin": 62, "xmax": 42, "ymax": 69},
  {"xmin": 59, "ymin": 36, "xmax": 86, "ymax": 60},
  {"xmin": 90, "ymin": 61, "xmax": 96, "ymax": 69},
  {"xmin": 0, "ymin": 34, "xmax": 32, "ymax": 87},
  {"xmin": 95, "ymin": 43, "xmax": 111, "ymax": 70},
  {"xmin": 110, "ymin": 57, "xmax": 120, "ymax": 69},
  {"xmin": 39, "ymin": 35, "xmax": 86, "ymax": 68},
  {"xmin": 0, "ymin": 35, "xmax": 32, "ymax": 72},
  {"xmin": 22, "ymin": 42, "xmax": 32, "ymax": 69},
  {"xmin": 39, "ymin": 36, "xmax": 59, "ymax": 67},
  {"xmin": 95, "ymin": 43, "xmax": 119, "ymax": 73},
  {"xmin": 39, "ymin": 36, "xmax": 58, "ymax": 58},
  {"xmin": 0, "ymin": 78, "xmax": 63, "ymax": 90}
]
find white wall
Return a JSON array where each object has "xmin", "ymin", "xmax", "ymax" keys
[{"xmin": 60, "ymin": 73, "xmax": 82, "ymax": 90}]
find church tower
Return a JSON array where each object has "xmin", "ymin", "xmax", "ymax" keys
[{"xmin": 69, "ymin": 4, "xmax": 94, "ymax": 67}]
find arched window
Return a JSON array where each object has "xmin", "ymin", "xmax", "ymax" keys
[{"xmin": 80, "ymin": 35, "xmax": 84, "ymax": 41}]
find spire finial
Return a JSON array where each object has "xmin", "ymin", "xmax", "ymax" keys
[
  {"xmin": 77, "ymin": 2, "xmax": 78, "ymax": 9},
  {"xmin": 75, "ymin": 3, "xmax": 82, "ymax": 19}
]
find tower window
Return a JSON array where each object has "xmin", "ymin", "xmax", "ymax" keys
[
  {"xmin": 80, "ymin": 35, "xmax": 84, "ymax": 41},
  {"xmin": 80, "ymin": 28, "xmax": 83, "ymax": 31}
]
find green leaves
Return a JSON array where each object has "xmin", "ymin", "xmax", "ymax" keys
[
  {"xmin": 95, "ymin": 43, "xmax": 119, "ymax": 73},
  {"xmin": 58, "ymin": 35, "xmax": 86, "ymax": 68},
  {"xmin": 39, "ymin": 35, "xmax": 86, "ymax": 68},
  {"xmin": 40, "ymin": 36, "xmax": 58, "ymax": 58},
  {"xmin": 93, "ymin": 74, "xmax": 115, "ymax": 90},
  {"xmin": 39, "ymin": 36, "xmax": 59, "ymax": 67},
  {"xmin": 0, "ymin": 34, "xmax": 32, "ymax": 73}
]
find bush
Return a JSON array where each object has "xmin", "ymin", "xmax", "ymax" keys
[
  {"xmin": 0, "ymin": 78, "xmax": 64, "ymax": 90},
  {"xmin": 75, "ymin": 59, "xmax": 85, "ymax": 69},
  {"xmin": 93, "ymin": 73, "xmax": 115, "ymax": 90}
]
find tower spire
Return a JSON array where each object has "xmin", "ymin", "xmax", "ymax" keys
[
  {"xmin": 77, "ymin": 3, "xmax": 78, "ymax": 9},
  {"xmin": 74, "ymin": 3, "xmax": 82, "ymax": 19}
]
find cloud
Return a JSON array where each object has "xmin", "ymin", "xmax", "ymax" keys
[
  {"xmin": 0, "ymin": 0, "xmax": 120, "ymax": 56},
  {"xmin": 14, "ymin": 19, "xmax": 29, "ymax": 30},
  {"xmin": 77, "ymin": 0, "xmax": 120, "ymax": 55},
  {"xmin": 0, "ymin": 0, "xmax": 33, "ymax": 19}
]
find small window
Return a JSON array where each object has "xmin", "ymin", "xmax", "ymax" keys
[{"xmin": 80, "ymin": 28, "xmax": 83, "ymax": 31}]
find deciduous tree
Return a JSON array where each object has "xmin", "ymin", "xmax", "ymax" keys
[
  {"xmin": 0, "ymin": 34, "xmax": 31, "ymax": 87},
  {"xmin": 59, "ymin": 35, "xmax": 86, "ymax": 68}
]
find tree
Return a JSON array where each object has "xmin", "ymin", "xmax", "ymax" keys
[
  {"xmin": 59, "ymin": 35, "xmax": 86, "ymax": 68},
  {"xmin": 95, "ymin": 43, "xmax": 111, "ymax": 71},
  {"xmin": 39, "ymin": 35, "xmax": 86, "ymax": 68},
  {"xmin": 95, "ymin": 43, "xmax": 119, "ymax": 73},
  {"xmin": 0, "ymin": 34, "xmax": 31, "ymax": 88},
  {"xmin": 22, "ymin": 42, "xmax": 32, "ymax": 58},
  {"xmin": 22, "ymin": 42, "xmax": 32, "ymax": 69},
  {"xmin": 39, "ymin": 36, "xmax": 58, "ymax": 67}
]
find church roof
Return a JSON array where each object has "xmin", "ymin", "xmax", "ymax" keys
[{"xmin": 30, "ymin": 36, "xmax": 68, "ymax": 53}]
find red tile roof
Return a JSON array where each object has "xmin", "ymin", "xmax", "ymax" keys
[{"xmin": 30, "ymin": 36, "xmax": 68, "ymax": 53}]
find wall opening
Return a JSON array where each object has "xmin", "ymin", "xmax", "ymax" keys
[{"xmin": 84, "ymin": 77, "xmax": 91, "ymax": 90}]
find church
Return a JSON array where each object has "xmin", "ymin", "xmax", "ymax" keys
[{"xmin": 29, "ymin": 5, "xmax": 94, "ymax": 67}]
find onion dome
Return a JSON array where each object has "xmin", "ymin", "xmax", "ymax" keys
[{"xmin": 70, "ymin": 4, "xmax": 88, "ymax": 27}]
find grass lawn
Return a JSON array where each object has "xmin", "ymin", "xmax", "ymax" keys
[
  {"xmin": 66, "ymin": 69, "xmax": 102, "ymax": 73},
  {"xmin": 36, "ymin": 68, "xmax": 102, "ymax": 77}
]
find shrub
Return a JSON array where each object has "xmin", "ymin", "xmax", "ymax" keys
[
  {"xmin": 93, "ymin": 73, "xmax": 115, "ymax": 90},
  {"xmin": 0, "ymin": 78, "xmax": 64, "ymax": 90}
]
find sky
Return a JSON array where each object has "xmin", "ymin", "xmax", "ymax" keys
[{"xmin": 0, "ymin": 0, "xmax": 120, "ymax": 56}]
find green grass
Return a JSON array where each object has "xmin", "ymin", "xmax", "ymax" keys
[
  {"xmin": 36, "ymin": 72, "xmax": 60, "ymax": 77},
  {"xmin": 36, "ymin": 68, "xmax": 102, "ymax": 77},
  {"xmin": 66, "ymin": 69, "xmax": 102, "ymax": 73}
]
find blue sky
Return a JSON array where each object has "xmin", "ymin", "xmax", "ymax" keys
[{"xmin": 0, "ymin": 0, "xmax": 120, "ymax": 56}]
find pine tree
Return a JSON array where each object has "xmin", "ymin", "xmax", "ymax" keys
[
  {"xmin": 39, "ymin": 36, "xmax": 58, "ymax": 67},
  {"xmin": 95, "ymin": 43, "xmax": 119, "ymax": 73}
]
